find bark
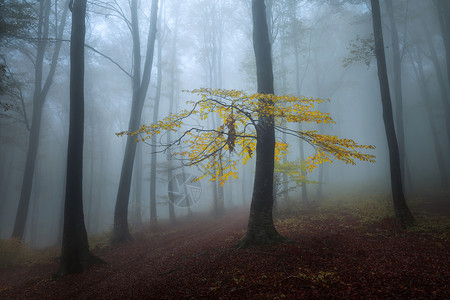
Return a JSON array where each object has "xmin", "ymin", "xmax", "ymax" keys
[
  {"xmin": 238, "ymin": 0, "xmax": 285, "ymax": 248},
  {"xmin": 132, "ymin": 142, "xmax": 143, "ymax": 228},
  {"xmin": 370, "ymin": 0, "xmax": 414, "ymax": 226},
  {"xmin": 12, "ymin": 0, "xmax": 69, "ymax": 240},
  {"xmin": 166, "ymin": 4, "xmax": 179, "ymax": 223},
  {"xmin": 150, "ymin": 15, "xmax": 163, "ymax": 228},
  {"xmin": 56, "ymin": 0, "xmax": 103, "ymax": 277},
  {"xmin": 298, "ymin": 124, "xmax": 308, "ymax": 203},
  {"xmin": 112, "ymin": 0, "xmax": 158, "ymax": 244},
  {"xmin": 386, "ymin": 0, "xmax": 406, "ymax": 186},
  {"xmin": 292, "ymin": 6, "xmax": 308, "ymax": 203}
]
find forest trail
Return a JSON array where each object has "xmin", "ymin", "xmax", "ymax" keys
[{"xmin": 1, "ymin": 201, "xmax": 449, "ymax": 299}]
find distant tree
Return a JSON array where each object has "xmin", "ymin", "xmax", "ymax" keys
[
  {"xmin": 56, "ymin": 0, "xmax": 103, "ymax": 276},
  {"xmin": 386, "ymin": 0, "xmax": 407, "ymax": 187},
  {"xmin": 370, "ymin": 0, "xmax": 414, "ymax": 226},
  {"xmin": 409, "ymin": 47, "xmax": 448, "ymax": 188},
  {"xmin": 11, "ymin": 0, "xmax": 70, "ymax": 241},
  {"xmin": 274, "ymin": 159, "xmax": 316, "ymax": 198},
  {"xmin": 149, "ymin": 1, "xmax": 166, "ymax": 228},
  {"xmin": 112, "ymin": 0, "xmax": 159, "ymax": 244},
  {"xmin": 420, "ymin": 20, "xmax": 450, "ymax": 147}
]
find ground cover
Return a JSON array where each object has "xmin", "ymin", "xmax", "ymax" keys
[{"xmin": 0, "ymin": 193, "xmax": 449, "ymax": 299}]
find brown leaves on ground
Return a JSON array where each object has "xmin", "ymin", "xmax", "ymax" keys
[{"xmin": 0, "ymin": 196, "xmax": 449, "ymax": 299}]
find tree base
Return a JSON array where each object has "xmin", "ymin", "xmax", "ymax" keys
[
  {"xmin": 395, "ymin": 211, "xmax": 416, "ymax": 228},
  {"xmin": 110, "ymin": 230, "xmax": 133, "ymax": 245},
  {"xmin": 53, "ymin": 253, "xmax": 106, "ymax": 279},
  {"xmin": 236, "ymin": 225, "xmax": 288, "ymax": 249}
]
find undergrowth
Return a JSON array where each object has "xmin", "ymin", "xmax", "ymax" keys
[
  {"xmin": 274, "ymin": 192, "xmax": 450, "ymax": 237},
  {"xmin": 0, "ymin": 230, "xmax": 113, "ymax": 269},
  {"xmin": 0, "ymin": 239, "xmax": 59, "ymax": 268}
]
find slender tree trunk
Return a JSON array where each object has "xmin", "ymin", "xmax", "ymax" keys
[
  {"xmin": 421, "ymin": 20, "xmax": 450, "ymax": 147},
  {"xmin": 238, "ymin": 0, "xmax": 285, "ymax": 248},
  {"xmin": 56, "ymin": 0, "xmax": 103, "ymax": 277},
  {"xmin": 370, "ymin": 0, "xmax": 414, "ymax": 226},
  {"xmin": 132, "ymin": 142, "xmax": 143, "ymax": 228},
  {"xmin": 112, "ymin": 0, "xmax": 158, "ymax": 244},
  {"xmin": 293, "ymin": 16, "xmax": 308, "ymax": 203},
  {"xmin": 299, "ymin": 123, "xmax": 308, "ymax": 203},
  {"xmin": 86, "ymin": 124, "xmax": 94, "ymax": 233},
  {"xmin": 386, "ymin": 0, "xmax": 407, "ymax": 187},
  {"xmin": 165, "ymin": 4, "xmax": 180, "ymax": 223},
  {"xmin": 150, "ymin": 15, "xmax": 163, "ymax": 228},
  {"xmin": 411, "ymin": 49, "xmax": 449, "ymax": 188},
  {"xmin": 12, "ymin": 0, "xmax": 69, "ymax": 240},
  {"xmin": 30, "ymin": 159, "xmax": 40, "ymax": 246}
]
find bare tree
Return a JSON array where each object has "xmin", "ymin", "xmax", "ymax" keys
[
  {"xmin": 56, "ymin": 0, "xmax": 104, "ymax": 277},
  {"xmin": 370, "ymin": 0, "xmax": 414, "ymax": 226},
  {"xmin": 112, "ymin": 0, "xmax": 159, "ymax": 244}
]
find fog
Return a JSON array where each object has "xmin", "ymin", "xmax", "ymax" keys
[{"xmin": 1, "ymin": 0, "xmax": 448, "ymax": 248}]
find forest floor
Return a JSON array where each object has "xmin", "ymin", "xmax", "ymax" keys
[{"xmin": 0, "ymin": 193, "xmax": 449, "ymax": 299}]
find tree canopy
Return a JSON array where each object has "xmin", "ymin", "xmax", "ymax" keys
[{"xmin": 117, "ymin": 88, "xmax": 376, "ymax": 186}]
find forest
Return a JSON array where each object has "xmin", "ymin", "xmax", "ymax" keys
[{"xmin": 0, "ymin": 0, "xmax": 449, "ymax": 298}]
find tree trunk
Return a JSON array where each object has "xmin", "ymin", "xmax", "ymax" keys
[
  {"xmin": 12, "ymin": 0, "xmax": 69, "ymax": 240},
  {"xmin": 386, "ymin": 0, "xmax": 407, "ymax": 188},
  {"xmin": 238, "ymin": 0, "xmax": 285, "ymax": 248},
  {"xmin": 166, "ymin": 5, "xmax": 179, "ymax": 224},
  {"xmin": 292, "ymin": 11, "xmax": 308, "ymax": 204},
  {"xmin": 112, "ymin": 0, "xmax": 158, "ymax": 244},
  {"xmin": 132, "ymin": 142, "xmax": 142, "ymax": 228},
  {"xmin": 56, "ymin": 0, "xmax": 103, "ymax": 277},
  {"xmin": 370, "ymin": 0, "xmax": 414, "ymax": 227},
  {"xmin": 150, "ymin": 14, "xmax": 163, "ymax": 228}
]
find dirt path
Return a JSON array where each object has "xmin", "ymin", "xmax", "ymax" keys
[
  {"xmin": 0, "ymin": 208, "xmax": 249, "ymax": 299},
  {"xmin": 1, "ymin": 205, "xmax": 449, "ymax": 299}
]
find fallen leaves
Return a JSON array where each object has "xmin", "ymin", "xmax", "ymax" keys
[{"xmin": 0, "ymin": 197, "xmax": 449, "ymax": 299}]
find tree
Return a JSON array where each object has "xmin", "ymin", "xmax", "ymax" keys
[
  {"xmin": 119, "ymin": 88, "xmax": 375, "ymax": 245},
  {"xmin": 274, "ymin": 159, "xmax": 316, "ymax": 198},
  {"xmin": 112, "ymin": 0, "xmax": 159, "ymax": 244},
  {"xmin": 370, "ymin": 0, "xmax": 414, "ymax": 226},
  {"xmin": 149, "ymin": 1, "xmax": 166, "ymax": 228},
  {"xmin": 11, "ymin": 0, "xmax": 70, "ymax": 241},
  {"xmin": 420, "ymin": 20, "xmax": 450, "ymax": 147},
  {"xmin": 409, "ymin": 47, "xmax": 448, "ymax": 188},
  {"xmin": 239, "ymin": 0, "xmax": 283, "ymax": 247},
  {"xmin": 56, "ymin": 0, "xmax": 103, "ymax": 276},
  {"xmin": 119, "ymin": 1, "xmax": 374, "ymax": 248},
  {"xmin": 386, "ymin": 0, "xmax": 407, "ymax": 187}
]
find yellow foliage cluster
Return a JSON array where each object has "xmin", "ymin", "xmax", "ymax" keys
[{"xmin": 116, "ymin": 88, "xmax": 375, "ymax": 185}]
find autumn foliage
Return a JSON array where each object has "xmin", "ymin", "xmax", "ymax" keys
[{"xmin": 117, "ymin": 88, "xmax": 375, "ymax": 185}]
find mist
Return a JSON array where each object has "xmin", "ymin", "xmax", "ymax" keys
[{"xmin": 0, "ymin": 0, "xmax": 448, "ymax": 272}]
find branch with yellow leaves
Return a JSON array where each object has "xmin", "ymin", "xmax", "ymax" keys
[{"xmin": 116, "ymin": 88, "xmax": 375, "ymax": 185}]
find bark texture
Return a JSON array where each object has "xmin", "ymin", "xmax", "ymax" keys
[
  {"xmin": 238, "ymin": 0, "xmax": 285, "ymax": 248},
  {"xmin": 12, "ymin": 0, "xmax": 69, "ymax": 240},
  {"xmin": 56, "ymin": 0, "xmax": 103, "ymax": 277}
]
